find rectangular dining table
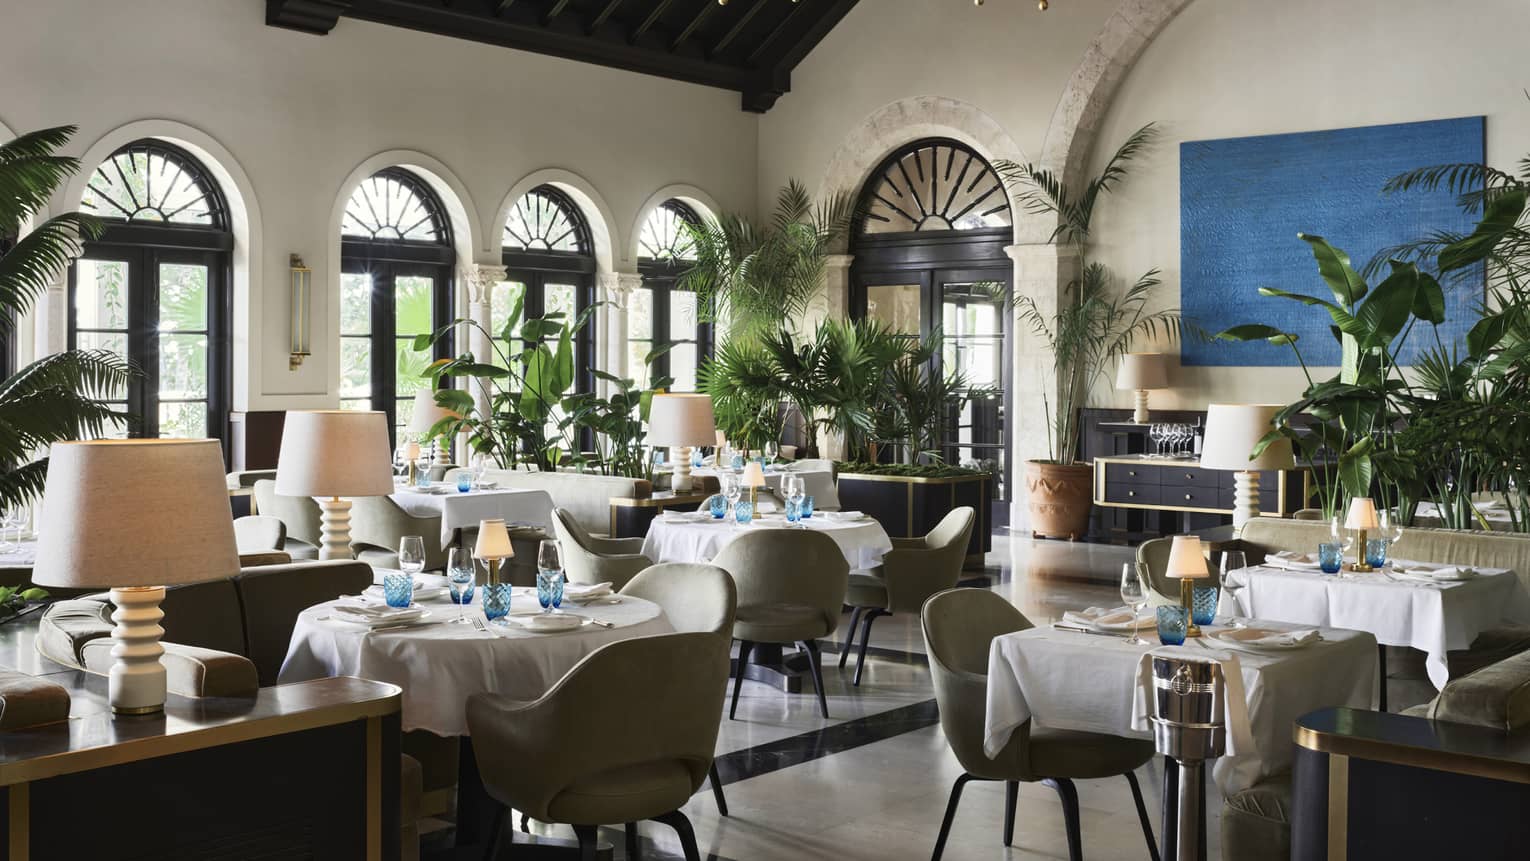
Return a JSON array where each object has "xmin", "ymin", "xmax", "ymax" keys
[
  {"xmin": 390, "ymin": 485, "xmax": 555, "ymax": 549},
  {"xmin": 984, "ymin": 621, "xmax": 1377, "ymax": 797},
  {"xmin": 1216, "ymin": 561, "xmax": 1530, "ymax": 691}
]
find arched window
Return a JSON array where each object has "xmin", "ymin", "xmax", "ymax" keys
[
  {"xmin": 631, "ymin": 200, "xmax": 710, "ymax": 391},
  {"xmin": 851, "ymin": 139, "xmax": 1013, "ymax": 521},
  {"xmin": 339, "ymin": 168, "xmax": 454, "ymax": 441},
  {"xmin": 70, "ymin": 140, "xmax": 232, "ymax": 443}
]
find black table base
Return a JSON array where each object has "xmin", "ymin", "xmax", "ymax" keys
[{"xmin": 732, "ymin": 644, "xmax": 809, "ymax": 693}]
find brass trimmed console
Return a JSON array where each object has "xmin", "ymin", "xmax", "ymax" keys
[{"xmin": 1093, "ymin": 455, "xmax": 1312, "ymax": 533}]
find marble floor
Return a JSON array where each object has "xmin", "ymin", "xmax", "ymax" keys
[{"xmin": 485, "ymin": 532, "xmax": 1435, "ymax": 861}]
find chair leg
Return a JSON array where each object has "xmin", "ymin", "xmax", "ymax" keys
[
  {"xmin": 800, "ymin": 639, "xmax": 829, "ymax": 718},
  {"xmin": 1003, "ymin": 780, "xmax": 1018, "ymax": 846},
  {"xmin": 625, "ymin": 822, "xmax": 639, "ymax": 859},
  {"xmin": 520, "ymin": 811, "xmax": 530, "ymax": 833},
  {"xmin": 730, "ymin": 640, "xmax": 754, "ymax": 720},
  {"xmin": 931, "ymin": 773, "xmax": 976, "ymax": 861},
  {"xmin": 652, "ymin": 810, "xmax": 701, "ymax": 861},
  {"xmin": 839, "ymin": 606, "xmax": 865, "ymax": 666},
  {"xmin": 572, "ymin": 824, "xmax": 599, "ymax": 861},
  {"xmin": 709, "ymin": 761, "xmax": 729, "ymax": 816},
  {"xmin": 1125, "ymin": 769, "xmax": 1160, "ymax": 861},
  {"xmin": 1043, "ymin": 777, "xmax": 1083, "ymax": 861},
  {"xmin": 853, "ymin": 608, "xmax": 888, "ymax": 686},
  {"xmin": 481, "ymin": 803, "xmax": 507, "ymax": 861}
]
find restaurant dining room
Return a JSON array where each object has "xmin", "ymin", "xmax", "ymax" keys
[{"xmin": 3, "ymin": 0, "xmax": 1530, "ymax": 859}]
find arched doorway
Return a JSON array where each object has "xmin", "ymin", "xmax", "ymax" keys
[{"xmin": 851, "ymin": 138, "xmax": 1014, "ymax": 524}]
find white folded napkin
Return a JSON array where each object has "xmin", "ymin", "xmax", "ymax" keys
[
  {"xmin": 563, "ymin": 581, "xmax": 613, "ymax": 601},
  {"xmin": 331, "ymin": 604, "xmax": 427, "ymax": 627},
  {"xmin": 823, "ymin": 510, "xmax": 866, "ymax": 522},
  {"xmin": 1061, "ymin": 605, "xmax": 1152, "ymax": 631},
  {"xmin": 1393, "ymin": 563, "xmax": 1476, "ymax": 582},
  {"xmin": 662, "ymin": 511, "xmax": 712, "ymax": 523},
  {"xmin": 517, "ymin": 613, "xmax": 583, "ymax": 632},
  {"xmin": 1218, "ymin": 626, "xmax": 1321, "ymax": 648},
  {"xmin": 1266, "ymin": 550, "xmax": 1323, "ymax": 570}
]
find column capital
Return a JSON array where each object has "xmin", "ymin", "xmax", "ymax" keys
[
  {"xmin": 600, "ymin": 271, "xmax": 644, "ymax": 301},
  {"xmin": 1003, "ymin": 242, "xmax": 1081, "ymax": 263},
  {"xmin": 824, "ymin": 253, "xmax": 854, "ymax": 271},
  {"xmin": 460, "ymin": 263, "xmax": 507, "ymax": 304}
]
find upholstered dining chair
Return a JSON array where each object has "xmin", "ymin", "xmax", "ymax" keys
[
  {"xmin": 551, "ymin": 507, "xmax": 652, "ymax": 590},
  {"xmin": 233, "ymin": 515, "xmax": 286, "ymax": 554},
  {"xmin": 713, "ymin": 529, "xmax": 849, "ymax": 719},
  {"xmin": 350, "ymin": 495, "xmax": 448, "ymax": 572},
  {"xmin": 921, "ymin": 588, "xmax": 1159, "ymax": 861},
  {"xmin": 467, "ymin": 631, "xmax": 728, "ymax": 861},
  {"xmin": 252, "ymin": 479, "xmax": 322, "ymax": 560},
  {"xmin": 1136, "ymin": 536, "xmax": 1221, "ymax": 606},
  {"xmin": 840, "ymin": 506, "xmax": 975, "ymax": 686},
  {"xmin": 620, "ymin": 563, "xmax": 738, "ymax": 824}
]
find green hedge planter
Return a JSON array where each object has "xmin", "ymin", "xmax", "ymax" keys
[{"xmin": 835, "ymin": 470, "xmax": 992, "ymax": 567}]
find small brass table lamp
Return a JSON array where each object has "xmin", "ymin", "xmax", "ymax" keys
[
  {"xmin": 1345, "ymin": 497, "xmax": 1380, "ymax": 572},
  {"xmin": 475, "ymin": 518, "xmax": 514, "ymax": 585},
  {"xmin": 1166, "ymin": 534, "xmax": 1211, "ymax": 638}
]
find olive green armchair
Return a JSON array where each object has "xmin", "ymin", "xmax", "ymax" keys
[
  {"xmin": 551, "ymin": 507, "xmax": 652, "ymax": 590},
  {"xmin": 252, "ymin": 479, "xmax": 322, "ymax": 560},
  {"xmin": 350, "ymin": 495, "xmax": 448, "ymax": 572},
  {"xmin": 841, "ymin": 506, "xmax": 975, "ymax": 686},
  {"xmin": 921, "ymin": 588, "xmax": 1158, "ymax": 861}
]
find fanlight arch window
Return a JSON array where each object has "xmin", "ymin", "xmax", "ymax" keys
[
  {"xmin": 339, "ymin": 168, "xmax": 454, "ymax": 442},
  {"xmin": 503, "ymin": 187, "xmax": 591, "ymax": 254},
  {"xmin": 69, "ymin": 140, "xmax": 232, "ymax": 446},
  {"xmin": 859, "ymin": 140, "xmax": 1012, "ymax": 235},
  {"xmin": 632, "ymin": 200, "xmax": 708, "ymax": 392}
]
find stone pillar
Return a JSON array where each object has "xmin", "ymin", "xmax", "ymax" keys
[
  {"xmin": 802, "ymin": 253, "xmax": 853, "ymax": 335},
  {"xmin": 1005, "ymin": 242, "xmax": 1079, "ymax": 532},
  {"xmin": 601, "ymin": 271, "xmax": 643, "ymax": 387},
  {"xmin": 459, "ymin": 263, "xmax": 505, "ymax": 463}
]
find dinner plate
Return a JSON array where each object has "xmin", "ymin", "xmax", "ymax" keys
[
  {"xmin": 1207, "ymin": 626, "xmax": 1321, "ymax": 652},
  {"xmin": 514, "ymin": 613, "xmax": 584, "ymax": 632},
  {"xmin": 331, "ymin": 609, "xmax": 433, "ymax": 629}
]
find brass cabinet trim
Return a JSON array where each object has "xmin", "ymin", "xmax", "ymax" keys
[
  {"xmin": 836, "ymin": 472, "xmax": 990, "ymax": 485},
  {"xmin": 1294, "ymin": 723, "xmax": 1530, "ymax": 786},
  {"xmin": 9, "ymin": 781, "xmax": 28, "ymax": 861},
  {"xmin": 1328, "ymin": 754, "xmax": 1348, "ymax": 861}
]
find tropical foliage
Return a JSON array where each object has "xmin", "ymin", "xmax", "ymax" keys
[
  {"xmin": 0, "ymin": 126, "xmax": 134, "ymax": 509},
  {"xmin": 996, "ymin": 123, "xmax": 1181, "ymax": 465}
]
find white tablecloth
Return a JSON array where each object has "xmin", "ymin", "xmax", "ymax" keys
[
  {"xmin": 984, "ymin": 622, "xmax": 1376, "ymax": 795},
  {"xmin": 278, "ymin": 576, "xmax": 672, "ymax": 735},
  {"xmin": 1217, "ymin": 562, "xmax": 1530, "ymax": 688},
  {"xmin": 390, "ymin": 487, "xmax": 555, "ymax": 549},
  {"xmin": 687, "ymin": 465, "xmax": 835, "ymax": 497},
  {"xmin": 641, "ymin": 514, "xmax": 893, "ymax": 572},
  {"xmin": 0, "ymin": 538, "xmax": 36, "ymax": 567},
  {"xmin": 1413, "ymin": 501, "xmax": 1516, "ymax": 528}
]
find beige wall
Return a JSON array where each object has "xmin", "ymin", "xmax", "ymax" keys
[{"xmin": 0, "ymin": 0, "xmax": 757, "ymax": 411}]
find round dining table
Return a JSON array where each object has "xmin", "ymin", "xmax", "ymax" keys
[
  {"xmin": 641, "ymin": 511, "xmax": 894, "ymax": 572},
  {"xmin": 277, "ymin": 575, "xmax": 673, "ymax": 736}
]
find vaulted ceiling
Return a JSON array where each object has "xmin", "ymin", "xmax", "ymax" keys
[{"xmin": 266, "ymin": 0, "xmax": 860, "ymax": 112}]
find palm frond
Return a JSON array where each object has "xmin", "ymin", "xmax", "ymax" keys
[
  {"xmin": 0, "ymin": 213, "xmax": 101, "ymax": 324},
  {"xmin": 0, "ymin": 126, "xmax": 86, "ymax": 228},
  {"xmin": 1382, "ymin": 162, "xmax": 1522, "ymax": 212}
]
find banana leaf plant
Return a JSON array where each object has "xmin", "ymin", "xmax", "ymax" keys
[
  {"xmin": 698, "ymin": 338, "xmax": 787, "ymax": 454},
  {"xmin": 553, "ymin": 348, "xmax": 673, "ymax": 481}
]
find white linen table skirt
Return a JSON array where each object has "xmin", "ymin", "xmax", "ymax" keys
[
  {"xmin": 984, "ymin": 622, "xmax": 1376, "ymax": 796},
  {"xmin": 0, "ymin": 538, "xmax": 37, "ymax": 567},
  {"xmin": 278, "ymin": 587, "xmax": 672, "ymax": 736},
  {"xmin": 1216, "ymin": 563, "xmax": 1530, "ymax": 689},
  {"xmin": 390, "ymin": 487, "xmax": 555, "ymax": 549},
  {"xmin": 640, "ymin": 514, "xmax": 893, "ymax": 572}
]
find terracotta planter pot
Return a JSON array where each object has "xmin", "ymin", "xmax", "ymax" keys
[{"xmin": 1025, "ymin": 460, "xmax": 1093, "ymax": 540}]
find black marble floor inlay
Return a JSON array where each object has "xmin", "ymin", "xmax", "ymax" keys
[{"xmin": 712, "ymin": 698, "xmax": 941, "ymax": 788}]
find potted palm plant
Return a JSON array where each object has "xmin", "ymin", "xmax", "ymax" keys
[{"xmin": 998, "ymin": 124, "xmax": 1179, "ymax": 539}]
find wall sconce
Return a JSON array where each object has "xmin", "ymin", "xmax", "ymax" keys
[{"xmin": 289, "ymin": 254, "xmax": 311, "ymax": 370}]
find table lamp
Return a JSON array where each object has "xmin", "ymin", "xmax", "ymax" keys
[
  {"xmin": 276, "ymin": 410, "xmax": 394, "ymax": 561},
  {"xmin": 1115, "ymin": 353, "xmax": 1169, "ymax": 424},
  {"xmin": 474, "ymin": 518, "xmax": 514, "ymax": 585},
  {"xmin": 740, "ymin": 460, "xmax": 767, "ymax": 507},
  {"xmin": 648, "ymin": 393, "xmax": 717, "ymax": 493},
  {"xmin": 1166, "ymin": 534, "xmax": 1210, "ymax": 638},
  {"xmin": 404, "ymin": 440, "xmax": 421, "ymax": 485},
  {"xmin": 407, "ymin": 388, "xmax": 458, "ymax": 467},
  {"xmin": 32, "ymin": 439, "xmax": 241, "ymax": 715},
  {"xmin": 1200, "ymin": 404, "xmax": 1296, "ymax": 529},
  {"xmin": 1345, "ymin": 497, "xmax": 1380, "ymax": 572}
]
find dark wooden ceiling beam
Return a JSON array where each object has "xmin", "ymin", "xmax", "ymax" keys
[
  {"xmin": 541, "ymin": 0, "xmax": 573, "ymax": 24},
  {"xmin": 709, "ymin": 0, "xmax": 765, "ymax": 58},
  {"xmin": 588, "ymin": 0, "xmax": 624, "ymax": 33},
  {"xmin": 746, "ymin": 0, "xmax": 808, "ymax": 65},
  {"xmin": 630, "ymin": 0, "xmax": 676, "ymax": 43},
  {"xmin": 265, "ymin": 0, "xmax": 353, "ymax": 35},
  {"xmin": 762, "ymin": 0, "xmax": 858, "ymax": 70},
  {"xmin": 670, "ymin": 0, "xmax": 716, "ymax": 52}
]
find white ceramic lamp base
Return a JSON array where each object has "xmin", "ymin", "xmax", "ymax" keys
[
  {"xmin": 1132, "ymin": 389, "xmax": 1151, "ymax": 424},
  {"xmin": 318, "ymin": 495, "xmax": 355, "ymax": 561},
  {"xmin": 673, "ymin": 446, "xmax": 696, "ymax": 492},
  {"xmin": 432, "ymin": 437, "xmax": 450, "ymax": 467},
  {"xmin": 1231, "ymin": 470, "xmax": 1261, "ymax": 530},
  {"xmin": 109, "ymin": 586, "xmax": 167, "ymax": 715}
]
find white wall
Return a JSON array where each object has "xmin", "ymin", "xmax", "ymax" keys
[
  {"xmin": 0, "ymin": 0, "xmax": 757, "ymax": 411},
  {"xmin": 1086, "ymin": 0, "xmax": 1530, "ymax": 411}
]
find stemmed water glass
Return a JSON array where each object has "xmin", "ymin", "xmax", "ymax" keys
[
  {"xmin": 784, "ymin": 475, "xmax": 806, "ymax": 526},
  {"xmin": 764, "ymin": 441, "xmax": 778, "ymax": 467},
  {"xmin": 1119, "ymin": 563, "xmax": 1148, "ymax": 646},
  {"xmin": 536, "ymin": 539, "xmax": 565, "ymax": 614},
  {"xmin": 447, "ymin": 547, "xmax": 475, "ymax": 624},
  {"xmin": 1220, "ymin": 550, "xmax": 1248, "ymax": 620},
  {"xmin": 722, "ymin": 473, "xmax": 743, "ymax": 523},
  {"xmin": 399, "ymin": 536, "xmax": 426, "ymax": 578},
  {"xmin": 0, "ymin": 507, "xmax": 20, "ymax": 553}
]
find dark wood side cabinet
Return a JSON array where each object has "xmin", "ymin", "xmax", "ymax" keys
[
  {"xmin": 228, "ymin": 410, "xmax": 287, "ymax": 471},
  {"xmin": 836, "ymin": 472, "xmax": 992, "ymax": 566}
]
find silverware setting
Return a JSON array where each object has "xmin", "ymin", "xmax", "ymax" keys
[{"xmin": 1053, "ymin": 623, "xmax": 1129, "ymax": 638}]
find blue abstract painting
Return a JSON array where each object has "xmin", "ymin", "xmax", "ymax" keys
[{"xmin": 1180, "ymin": 117, "xmax": 1484, "ymax": 366}]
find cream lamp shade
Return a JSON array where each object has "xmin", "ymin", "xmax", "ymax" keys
[
  {"xmin": 740, "ymin": 461, "xmax": 767, "ymax": 488},
  {"xmin": 648, "ymin": 394, "xmax": 717, "ymax": 447},
  {"xmin": 474, "ymin": 518, "xmax": 514, "ymax": 560},
  {"xmin": 31, "ymin": 438, "xmax": 240, "ymax": 715},
  {"xmin": 404, "ymin": 441, "xmax": 421, "ymax": 461},
  {"xmin": 407, "ymin": 388, "xmax": 457, "ymax": 435},
  {"xmin": 1115, "ymin": 353, "xmax": 1169, "ymax": 390},
  {"xmin": 1199, "ymin": 404, "xmax": 1295, "ymax": 471},
  {"xmin": 1164, "ymin": 535, "xmax": 1209, "ymax": 579},
  {"xmin": 1345, "ymin": 497, "xmax": 1380, "ymax": 530},
  {"xmin": 275, "ymin": 410, "xmax": 394, "ymax": 498}
]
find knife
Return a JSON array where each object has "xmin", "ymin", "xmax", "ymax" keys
[{"xmin": 1053, "ymin": 623, "xmax": 1130, "ymax": 638}]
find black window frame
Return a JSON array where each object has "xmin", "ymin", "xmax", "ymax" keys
[
  {"xmin": 635, "ymin": 200, "xmax": 712, "ymax": 390},
  {"xmin": 500, "ymin": 185, "xmax": 598, "ymax": 399}
]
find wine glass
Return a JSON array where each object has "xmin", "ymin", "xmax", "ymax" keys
[
  {"xmin": 536, "ymin": 539, "xmax": 565, "ymax": 613},
  {"xmin": 399, "ymin": 536, "xmax": 426, "ymax": 576},
  {"xmin": 1329, "ymin": 516, "xmax": 1354, "ymax": 563},
  {"xmin": 1220, "ymin": 550, "xmax": 1249, "ymax": 621},
  {"xmin": 1147, "ymin": 424, "xmax": 1165, "ymax": 458},
  {"xmin": 1119, "ymin": 563, "xmax": 1148, "ymax": 646},
  {"xmin": 785, "ymin": 475, "xmax": 806, "ymax": 526},
  {"xmin": 447, "ymin": 547, "xmax": 475, "ymax": 624},
  {"xmin": 764, "ymin": 441, "xmax": 779, "ymax": 467},
  {"xmin": 0, "ymin": 507, "xmax": 18, "ymax": 552},
  {"xmin": 1381, "ymin": 509, "xmax": 1404, "ymax": 543},
  {"xmin": 723, "ymin": 473, "xmax": 743, "ymax": 523}
]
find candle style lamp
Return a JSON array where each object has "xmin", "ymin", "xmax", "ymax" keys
[
  {"xmin": 740, "ymin": 460, "xmax": 767, "ymax": 508},
  {"xmin": 1345, "ymin": 497, "xmax": 1380, "ymax": 573},
  {"xmin": 474, "ymin": 518, "xmax": 514, "ymax": 585},
  {"xmin": 1115, "ymin": 353, "xmax": 1169, "ymax": 424},
  {"xmin": 648, "ymin": 393, "xmax": 717, "ymax": 493},
  {"xmin": 407, "ymin": 388, "xmax": 458, "ymax": 467},
  {"xmin": 1199, "ymin": 404, "xmax": 1296, "ymax": 529},
  {"xmin": 32, "ymin": 439, "xmax": 241, "ymax": 715},
  {"xmin": 404, "ymin": 441, "xmax": 422, "ymax": 485},
  {"xmin": 1165, "ymin": 534, "xmax": 1210, "ymax": 638},
  {"xmin": 276, "ymin": 410, "xmax": 394, "ymax": 561}
]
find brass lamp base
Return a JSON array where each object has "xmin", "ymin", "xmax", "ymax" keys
[
  {"xmin": 1346, "ymin": 528, "xmax": 1373, "ymax": 572},
  {"xmin": 486, "ymin": 558, "xmax": 501, "ymax": 587},
  {"xmin": 1179, "ymin": 578, "xmax": 1203, "ymax": 638}
]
